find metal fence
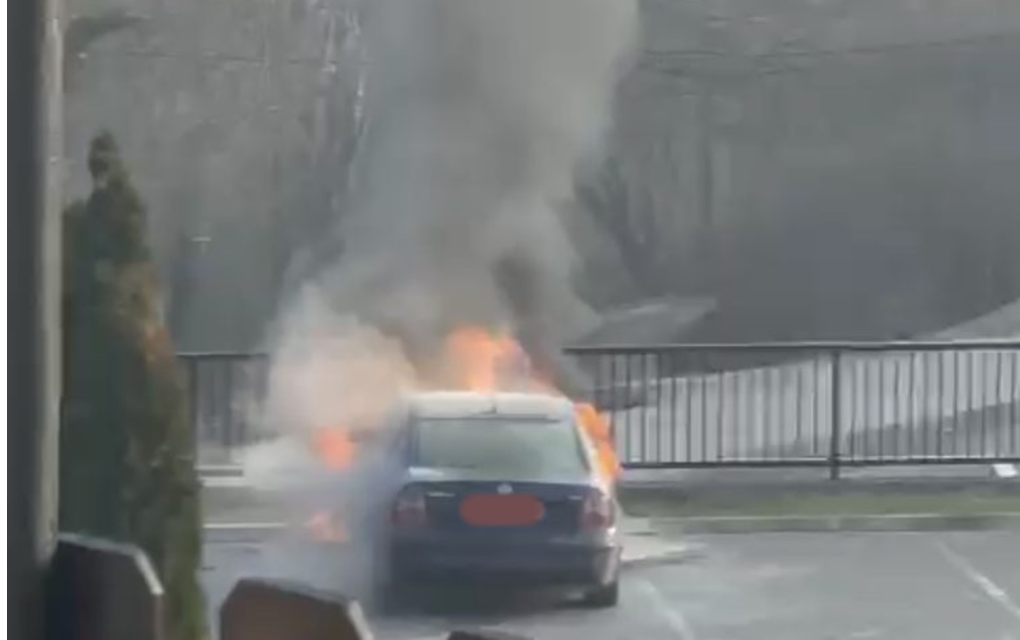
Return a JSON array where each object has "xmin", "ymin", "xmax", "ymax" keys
[
  {"xmin": 180, "ymin": 352, "xmax": 268, "ymax": 467},
  {"xmin": 567, "ymin": 340, "xmax": 1020, "ymax": 475},
  {"xmin": 181, "ymin": 340, "xmax": 1020, "ymax": 474}
]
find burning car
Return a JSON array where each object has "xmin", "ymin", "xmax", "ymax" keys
[{"xmin": 371, "ymin": 390, "xmax": 622, "ymax": 608}]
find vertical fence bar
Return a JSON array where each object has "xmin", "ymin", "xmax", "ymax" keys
[
  {"xmin": 994, "ymin": 350, "xmax": 1004, "ymax": 458},
  {"xmin": 829, "ymin": 349, "xmax": 843, "ymax": 480},
  {"xmin": 608, "ymin": 353, "xmax": 619, "ymax": 454},
  {"xmin": 685, "ymin": 359, "xmax": 693, "ymax": 464},
  {"xmin": 937, "ymin": 349, "xmax": 945, "ymax": 458},
  {"xmin": 620, "ymin": 353, "xmax": 628, "ymax": 463},
  {"xmin": 758, "ymin": 367, "xmax": 767, "ymax": 457},
  {"xmin": 658, "ymin": 351, "xmax": 667, "ymax": 464},
  {"xmin": 876, "ymin": 357, "xmax": 886, "ymax": 461},
  {"xmin": 950, "ymin": 347, "xmax": 958, "ymax": 457},
  {"xmin": 716, "ymin": 368, "xmax": 725, "ymax": 462},
  {"xmin": 795, "ymin": 359, "xmax": 804, "ymax": 454},
  {"xmin": 669, "ymin": 351, "xmax": 678, "ymax": 463},
  {"xmin": 922, "ymin": 351, "xmax": 930, "ymax": 461},
  {"xmin": 639, "ymin": 353, "xmax": 648, "ymax": 463},
  {"xmin": 1007, "ymin": 351, "xmax": 1015, "ymax": 461},
  {"xmin": 907, "ymin": 352, "xmax": 916, "ymax": 460},
  {"xmin": 918, "ymin": 352, "xmax": 927, "ymax": 459},
  {"xmin": 650, "ymin": 352, "xmax": 659, "ymax": 463},
  {"xmin": 967, "ymin": 350, "xmax": 976, "ymax": 458},
  {"xmin": 216, "ymin": 360, "xmax": 229, "ymax": 453},
  {"xmin": 845, "ymin": 358, "xmax": 854, "ymax": 462},
  {"xmin": 980, "ymin": 351, "xmax": 989, "ymax": 457},
  {"xmin": 762, "ymin": 364, "xmax": 773, "ymax": 460},
  {"xmin": 700, "ymin": 352, "xmax": 709, "ymax": 463},
  {"xmin": 897, "ymin": 354, "xmax": 904, "ymax": 460},
  {"xmin": 735, "ymin": 362, "xmax": 745, "ymax": 460},
  {"xmin": 813, "ymin": 356, "xmax": 822, "ymax": 456},
  {"xmin": 226, "ymin": 358, "xmax": 239, "ymax": 459},
  {"xmin": 184, "ymin": 357, "xmax": 199, "ymax": 458}
]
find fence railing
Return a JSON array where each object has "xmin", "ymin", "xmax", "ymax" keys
[
  {"xmin": 180, "ymin": 351, "xmax": 268, "ymax": 467},
  {"xmin": 180, "ymin": 340, "xmax": 1020, "ymax": 475},
  {"xmin": 566, "ymin": 340, "xmax": 1020, "ymax": 476}
]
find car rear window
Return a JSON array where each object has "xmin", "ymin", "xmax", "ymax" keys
[{"xmin": 411, "ymin": 417, "xmax": 589, "ymax": 476}]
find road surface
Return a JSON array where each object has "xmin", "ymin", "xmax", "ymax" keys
[{"xmin": 202, "ymin": 530, "xmax": 1020, "ymax": 639}]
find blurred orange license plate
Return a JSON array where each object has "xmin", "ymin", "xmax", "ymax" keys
[{"xmin": 459, "ymin": 494, "xmax": 545, "ymax": 527}]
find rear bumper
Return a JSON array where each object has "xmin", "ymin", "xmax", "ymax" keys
[{"xmin": 389, "ymin": 540, "xmax": 621, "ymax": 588}]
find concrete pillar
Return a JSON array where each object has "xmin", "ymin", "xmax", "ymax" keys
[{"xmin": 9, "ymin": 0, "xmax": 63, "ymax": 638}]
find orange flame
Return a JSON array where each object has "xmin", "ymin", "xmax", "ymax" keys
[
  {"xmin": 443, "ymin": 326, "xmax": 621, "ymax": 483},
  {"xmin": 575, "ymin": 402, "xmax": 621, "ymax": 481},
  {"xmin": 312, "ymin": 428, "xmax": 357, "ymax": 470},
  {"xmin": 306, "ymin": 511, "xmax": 349, "ymax": 543},
  {"xmin": 306, "ymin": 325, "xmax": 620, "ymax": 484},
  {"xmin": 442, "ymin": 326, "xmax": 525, "ymax": 391}
]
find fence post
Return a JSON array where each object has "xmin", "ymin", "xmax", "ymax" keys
[
  {"xmin": 182, "ymin": 356, "xmax": 199, "ymax": 458},
  {"xmin": 829, "ymin": 349, "xmax": 843, "ymax": 480}
]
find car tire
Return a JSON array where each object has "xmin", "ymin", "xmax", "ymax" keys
[{"xmin": 581, "ymin": 579, "xmax": 619, "ymax": 609}]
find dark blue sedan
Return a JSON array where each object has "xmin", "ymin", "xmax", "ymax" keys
[{"xmin": 373, "ymin": 391, "xmax": 622, "ymax": 608}]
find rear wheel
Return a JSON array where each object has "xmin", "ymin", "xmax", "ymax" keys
[{"xmin": 581, "ymin": 579, "xmax": 619, "ymax": 609}]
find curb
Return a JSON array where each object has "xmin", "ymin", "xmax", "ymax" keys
[
  {"xmin": 647, "ymin": 512, "xmax": 1020, "ymax": 534},
  {"xmin": 620, "ymin": 540, "xmax": 702, "ymax": 570},
  {"xmin": 616, "ymin": 477, "xmax": 1020, "ymax": 499}
]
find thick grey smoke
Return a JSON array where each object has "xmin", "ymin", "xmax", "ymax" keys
[
  {"xmin": 287, "ymin": 0, "xmax": 639, "ymax": 368},
  {"xmin": 237, "ymin": 0, "xmax": 639, "ymax": 608}
]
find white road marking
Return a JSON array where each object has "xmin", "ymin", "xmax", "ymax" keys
[
  {"xmin": 935, "ymin": 540, "xmax": 1020, "ymax": 622},
  {"xmin": 636, "ymin": 578, "xmax": 698, "ymax": 640}
]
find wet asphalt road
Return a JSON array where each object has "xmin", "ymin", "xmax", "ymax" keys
[{"xmin": 202, "ymin": 530, "xmax": 1020, "ymax": 640}]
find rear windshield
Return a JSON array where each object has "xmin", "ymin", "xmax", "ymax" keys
[{"xmin": 411, "ymin": 417, "xmax": 589, "ymax": 476}]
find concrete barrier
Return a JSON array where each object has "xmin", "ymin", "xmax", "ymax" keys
[
  {"xmin": 46, "ymin": 534, "xmax": 165, "ymax": 640},
  {"xmin": 220, "ymin": 578, "xmax": 374, "ymax": 640}
]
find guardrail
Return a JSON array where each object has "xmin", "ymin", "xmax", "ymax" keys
[{"xmin": 180, "ymin": 340, "xmax": 1020, "ymax": 476}]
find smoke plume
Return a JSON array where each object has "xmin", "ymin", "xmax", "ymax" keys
[
  {"xmin": 238, "ymin": 0, "xmax": 639, "ymax": 607},
  {"xmin": 285, "ymin": 0, "xmax": 638, "ymax": 371}
]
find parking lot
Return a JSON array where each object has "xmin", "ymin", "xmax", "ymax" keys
[{"xmin": 202, "ymin": 529, "xmax": 1020, "ymax": 640}]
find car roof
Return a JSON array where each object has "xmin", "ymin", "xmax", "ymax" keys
[{"xmin": 401, "ymin": 390, "xmax": 576, "ymax": 421}]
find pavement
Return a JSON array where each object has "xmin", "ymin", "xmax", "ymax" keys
[{"xmin": 202, "ymin": 529, "xmax": 1020, "ymax": 639}]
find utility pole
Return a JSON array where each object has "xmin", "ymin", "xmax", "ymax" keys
[{"xmin": 10, "ymin": 0, "xmax": 63, "ymax": 639}]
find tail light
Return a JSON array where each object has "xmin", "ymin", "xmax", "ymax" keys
[
  {"xmin": 391, "ymin": 485, "xmax": 427, "ymax": 528},
  {"xmin": 580, "ymin": 488, "xmax": 615, "ymax": 530}
]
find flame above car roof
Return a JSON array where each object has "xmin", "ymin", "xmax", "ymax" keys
[{"xmin": 402, "ymin": 391, "xmax": 575, "ymax": 420}]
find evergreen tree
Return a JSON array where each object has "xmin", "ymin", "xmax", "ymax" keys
[{"xmin": 61, "ymin": 132, "xmax": 206, "ymax": 640}]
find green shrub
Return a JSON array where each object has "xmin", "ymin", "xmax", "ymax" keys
[{"xmin": 61, "ymin": 132, "xmax": 206, "ymax": 640}]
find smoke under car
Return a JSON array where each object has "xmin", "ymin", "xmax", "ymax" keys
[{"xmin": 368, "ymin": 391, "xmax": 622, "ymax": 609}]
